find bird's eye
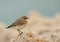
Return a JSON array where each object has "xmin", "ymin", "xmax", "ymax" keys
[{"xmin": 24, "ymin": 18, "xmax": 27, "ymax": 19}]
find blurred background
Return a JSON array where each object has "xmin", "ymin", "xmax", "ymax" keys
[{"xmin": 0, "ymin": 0, "xmax": 60, "ymax": 25}]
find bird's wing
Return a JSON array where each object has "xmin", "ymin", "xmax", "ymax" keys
[
  {"xmin": 7, "ymin": 19, "xmax": 27, "ymax": 28},
  {"xmin": 7, "ymin": 18, "xmax": 21, "ymax": 28}
]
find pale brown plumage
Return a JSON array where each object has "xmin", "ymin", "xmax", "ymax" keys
[{"xmin": 7, "ymin": 16, "xmax": 29, "ymax": 28}]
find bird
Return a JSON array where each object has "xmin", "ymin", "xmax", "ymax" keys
[{"xmin": 7, "ymin": 16, "xmax": 29, "ymax": 30}]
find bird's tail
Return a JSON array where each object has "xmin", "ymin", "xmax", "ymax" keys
[{"xmin": 6, "ymin": 25, "xmax": 12, "ymax": 28}]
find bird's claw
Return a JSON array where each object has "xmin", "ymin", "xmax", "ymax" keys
[{"xmin": 18, "ymin": 31, "xmax": 23, "ymax": 36}]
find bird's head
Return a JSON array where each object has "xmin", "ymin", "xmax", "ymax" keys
[{"xmin": 20, "ymin": 16, "xmax": 29, "ymax": 20}]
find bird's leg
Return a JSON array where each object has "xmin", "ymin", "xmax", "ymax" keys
[
  {"xmin": 19, "ymin": 31, "xmax": 23, "ymax": 35},
  {"xmin": 17, "ymin": 29, "xmax": 23, "ymax": 36}
]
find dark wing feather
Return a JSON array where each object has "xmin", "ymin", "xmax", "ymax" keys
[
  {"xmin": 7, "ymin": 18, "xmax": 21, "ymax": 28},
  {"xmin": 7, "ymin": 19, "xmax": 27, "ymax": 28}
]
